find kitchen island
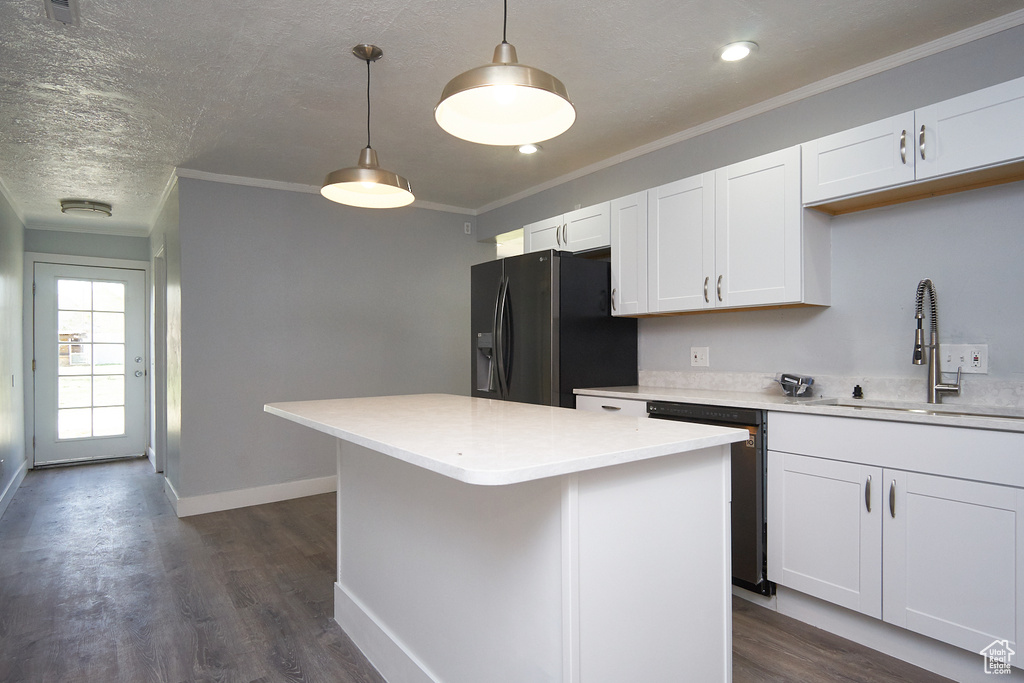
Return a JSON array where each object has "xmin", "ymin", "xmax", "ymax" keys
[{"xmin": 264, "ymin": 394, "xmax": 746, "ymax": 683}]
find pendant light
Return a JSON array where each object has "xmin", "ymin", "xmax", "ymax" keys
[
  {"xmin": 434, "ymin": 0, "xmax": 576, "ymax": 146},
  {"xmin": 321, "ymin": 45, "xmax": 414, "ymax": 209}
]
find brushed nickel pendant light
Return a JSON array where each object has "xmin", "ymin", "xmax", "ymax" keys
[
  {"xmin": 434, "ymin": 0, "xmax": 576, "ymax": 146},
  {"xmin": 321, "ymin": 44, "xmax": 414, "ymax": 209}
]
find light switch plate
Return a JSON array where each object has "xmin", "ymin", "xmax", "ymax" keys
[{"xmin": 940, "ymin": 344, "xmax": 988, "ymax": 374}]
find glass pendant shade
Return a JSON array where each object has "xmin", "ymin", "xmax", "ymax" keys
[
  {"xmin": 435, "ymin": 42, "xmax": 576, "ymax": 146},
  {"xmin": 321, "ymin": 147, "xmax": 414, "ymax": 209}
]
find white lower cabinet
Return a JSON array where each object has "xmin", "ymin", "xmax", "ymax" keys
[
  {"xmin": 882, "ymin": 470, "xmax": 1024, "ymax": 654},
  {"xmin": 768, "ymin": 412, "xmax": 1024, "ymax": 657},
  {"xmin": 767, "ymin": 453, "xmax": 882, "ymax": 618}
]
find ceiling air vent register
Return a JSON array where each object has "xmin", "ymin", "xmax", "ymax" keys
[{"xmin": 44, "ymin": 0, "xmax": 80, "ymax": 26}]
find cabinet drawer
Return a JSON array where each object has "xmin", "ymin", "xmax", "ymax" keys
[{"xmin": 575, "ymin": 395, "xmax": 648, "ymax": 417}]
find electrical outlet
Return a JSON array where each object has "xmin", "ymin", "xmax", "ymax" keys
[
  {"xmin": 464, "ymin": 222, "xmax": 472, "ymax": 235},
  {"xmin": 940, "ymin": 344, "xmax": 988, "ymax": 374},
  {"xmin": 690, "ymin": 346, "xmax": 709, "ymax": 367}
]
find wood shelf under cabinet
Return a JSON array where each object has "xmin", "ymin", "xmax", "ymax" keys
[{"xmin": 807, "ymin": 159, "xmax": 1024, "ymax": 216}]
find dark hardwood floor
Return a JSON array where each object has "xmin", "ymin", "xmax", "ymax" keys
[{"xmin": 0, "ymin": 459, "xmax": 952, "ymax": 682}]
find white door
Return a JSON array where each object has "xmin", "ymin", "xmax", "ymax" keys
[
  {"xmin": 523, "ymin": 215, "xmax": 563, "ymax": 253},
  {"xmin": 801, "ymin": 112, "xmax": 917, "ymax": 204},
  {"xmin": 647, "ymin": 172, "xmax": 716, "ymax": 313},
  {"xmin": 609, "ymin": 191, "xmax": 648, "ymax": 316},
  {"xmin": 882, "ymin": 470, "xmax": 1024, "ymax": 654},
  {"xmin": 715, "ymin": 146, "xmax": 802, "ymax": 308},
  {"xmin": 33, "ymin": 263, "xmax": 147, "ymax": 466},
  {"xmin": 767, "ymin": 451, "xmax": 883, "ymax": 618},
  {"xmin": 562, "ymin": 202, "xmax": 610, "ymax": 252},
  {"xmin": 916, "ymin": 74, "xmax": 1024, "ymax": 180}
]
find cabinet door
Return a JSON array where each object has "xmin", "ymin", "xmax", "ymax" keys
[
  {"xmin": 563, "ymin": 202, "xmax": 611, "ymax": 252},
  {"xmin": 883, "ymin": 471, "xmax": 1024, "ymax": 654},
  {"xmin": 647, "ymin": 173, "xmax": 715, "ymax": 313},
  {"xmin": 609, "ymin": 192, "xmax": 648, "ymax": 316},
  {"xmin": 715, "ymin": 146, "xmax": 802, "ymax": 308},
  {"xmin": 916, "ymin": 75, "xmax": 1024, "ymax": 180},
  {"xmin": 523, "ymin": 215, "xmax": 563, "ymax": 253},
  {"xmin": 802, "ymin": 112, "xmax": 917, "ymax": 204},
  {"xmin": 767, "ymin": 451, "xmax": 883, "ymax": 618}
]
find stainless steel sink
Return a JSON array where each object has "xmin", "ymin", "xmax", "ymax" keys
[{"xmin": 807, "ymin": 397, "xmax": 1024, "ymax": 421}]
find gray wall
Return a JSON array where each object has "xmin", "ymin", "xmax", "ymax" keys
[
  {"xmin": 24, "ymin": 228, "xmax": 151, "ymax": 262},
  {"xmin": 478, "ymin": 25, "xmax": 1024, "ymax": 239},
  {"xmin": 477, "ymin": 24, "xmax": 1024, "ymax": 386},
  {"xmin": 0, "ymin": 190, "xmax": 25, "ymax": 516},
  {"xmin": 176, "ymin": 179, "xmax": 493, "ymax": 497}
]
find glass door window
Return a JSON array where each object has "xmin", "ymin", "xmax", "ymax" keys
[{"xmin": 56, "ymin": 279, "xmax": 128, "ymax": 439}]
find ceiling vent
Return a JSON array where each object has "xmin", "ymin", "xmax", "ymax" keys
[{"xmin": 44, "ymin": 0, "xmax": 80, "ymax": 26}]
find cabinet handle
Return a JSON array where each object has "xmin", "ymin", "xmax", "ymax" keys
[
  {"xmin": 562, "ymin": 223, "xmax": 568, "ymax": 247},
  {"xmin": 555, "ymin": 224, "xmax": 563, "ymax": 247},
  {"xmin": 899, "ymin": 130, "xmax": 907, "ymax": 164},
  {"xmin": 865, "ymin": 475, "xmax": 872, "ymax": 513},
  {"xmin": 717, "ymin": 275, "xmax": 723, "ymax": 302},
  {"xmin": 889, "ymin": 479, "xmax": 897, "ymax": 518},
  {"xmin": 919, "ymin": 125, "xmax": 926, "ymax": 161},
  {"xmin": 611, "ymin": 287, "xmax": 617, "ymax": 312},
  {"xmin": 601, "ymin": 405, "xmax": 622, "ymax": 411},
  {"xmin": 703, "ymin": 277, "xmax": 710, "ymax": 303}
]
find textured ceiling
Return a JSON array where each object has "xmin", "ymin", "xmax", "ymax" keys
[{"xmin": 2, "ymin": 0, "xmax": 1024, "ymax": 235}]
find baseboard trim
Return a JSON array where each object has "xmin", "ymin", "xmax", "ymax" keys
[
  {"xmin": 775, "ymin": 586, "xmax": 1020, "ymax": 682},
  {"xmin": 0, "ymin": 459, "xmax": 29, "ymax": 521},
  {"xmin": 334, "ymin": 582, "xmax": 438, "ymax": 683},
  {"xmin": 167, "ymin": 474, "xmax": 337, "ymax": 518}
]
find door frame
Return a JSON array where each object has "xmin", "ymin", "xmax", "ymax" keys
[{"xmin": 23, "ymin": 252, "xmax": 151, "ymax": 468}]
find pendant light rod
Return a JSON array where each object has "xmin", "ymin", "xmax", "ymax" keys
[{"xmin": 321, "ymin": 44, "xmax": 414, "ymax": 209}]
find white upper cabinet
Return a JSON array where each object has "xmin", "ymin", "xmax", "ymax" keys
[
  {"xmin": 715, "ymin": 146, "xmax": 829, "ymax": 309},
  {"xmin": 802, "ymin": 113, "xmax": 917, "ymax": 204},
  {"xmin": 609, "ymin": 191, "xmax": 648, "ymax": 317},
  {"xmin": 614, "ymin": 146, "xmax": 830, "ymax": 316},
  {"xmin": 647, "ymin": 173, "xmax": 716, "ymax": 313},
  {"xmin": 916, "ymin": 75, "xmax": 1024, "ymax": 180},
  {"xmin": 803, "ymin": 75, "xmax": 1024, "ymax": 207},
  {"xmin": 524, "ymin": 202, "xmax": 611, "ymax": 254}
]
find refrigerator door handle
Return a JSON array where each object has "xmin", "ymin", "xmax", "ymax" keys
[{"xmin": 494, "ymin": 276, "xmax": 510, "ymax": 398}]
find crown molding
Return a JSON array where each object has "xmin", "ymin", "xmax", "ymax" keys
[{"xmin": 474, "ymin": 8, "xmax": 1024, "ymax": 215}]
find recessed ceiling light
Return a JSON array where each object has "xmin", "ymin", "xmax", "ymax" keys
[
  {"xmin": 518, "ymin": 143, "xmax": 541, "ymax": 155},
  {"xmin": 60, "ymin": 199, "xmax": 112, "ymax": 216},
  {"xmin": 717, "ymin": 41, "xmax": 758, "ymax": 62}
]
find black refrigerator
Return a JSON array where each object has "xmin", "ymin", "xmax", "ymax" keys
[{"xmin": 471, "ymin": 250, "xmax": 637, "ymax": 408}]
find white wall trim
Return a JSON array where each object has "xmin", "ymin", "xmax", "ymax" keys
[
  {"xmin": 474, "ymin": 8, "xmax": 1024, "ymax": 216},
  {"xmin": 168, "ymin": 474, "xmax": 337, "ymax": 518},
  {"xmin": 174, "ymin": 168, "xmax": 476, "ymax": 216},
  {"xmin": 0, "ymin": 458, "xmax": 28, "ymax": 521}
]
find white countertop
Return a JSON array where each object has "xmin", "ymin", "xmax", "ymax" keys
[
  {"xmin": 576, "ymin": 386, "xmax": 1024, "ymax": 433},
  {"xmin": 265, "ymin": 393, "xmax": 746, "ymax": 486}
]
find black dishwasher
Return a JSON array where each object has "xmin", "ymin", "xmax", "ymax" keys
[{"xmin": 647, "ymin": 401, "xmax": 772, "ymax": 596}]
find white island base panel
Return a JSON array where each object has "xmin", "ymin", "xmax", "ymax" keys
[{"xmin": 333, "ymin": 440, "xmax": 732, "ymax": 683}]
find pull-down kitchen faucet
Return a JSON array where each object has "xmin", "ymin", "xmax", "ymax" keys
[{"xmin": 912, "ymin": 278, "xmax": 961, "ymax": 404}]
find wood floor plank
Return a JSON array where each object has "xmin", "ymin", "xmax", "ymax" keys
[{"xmin": 0, "ymin": 458, "xmax": 960, "ymax": 682}]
